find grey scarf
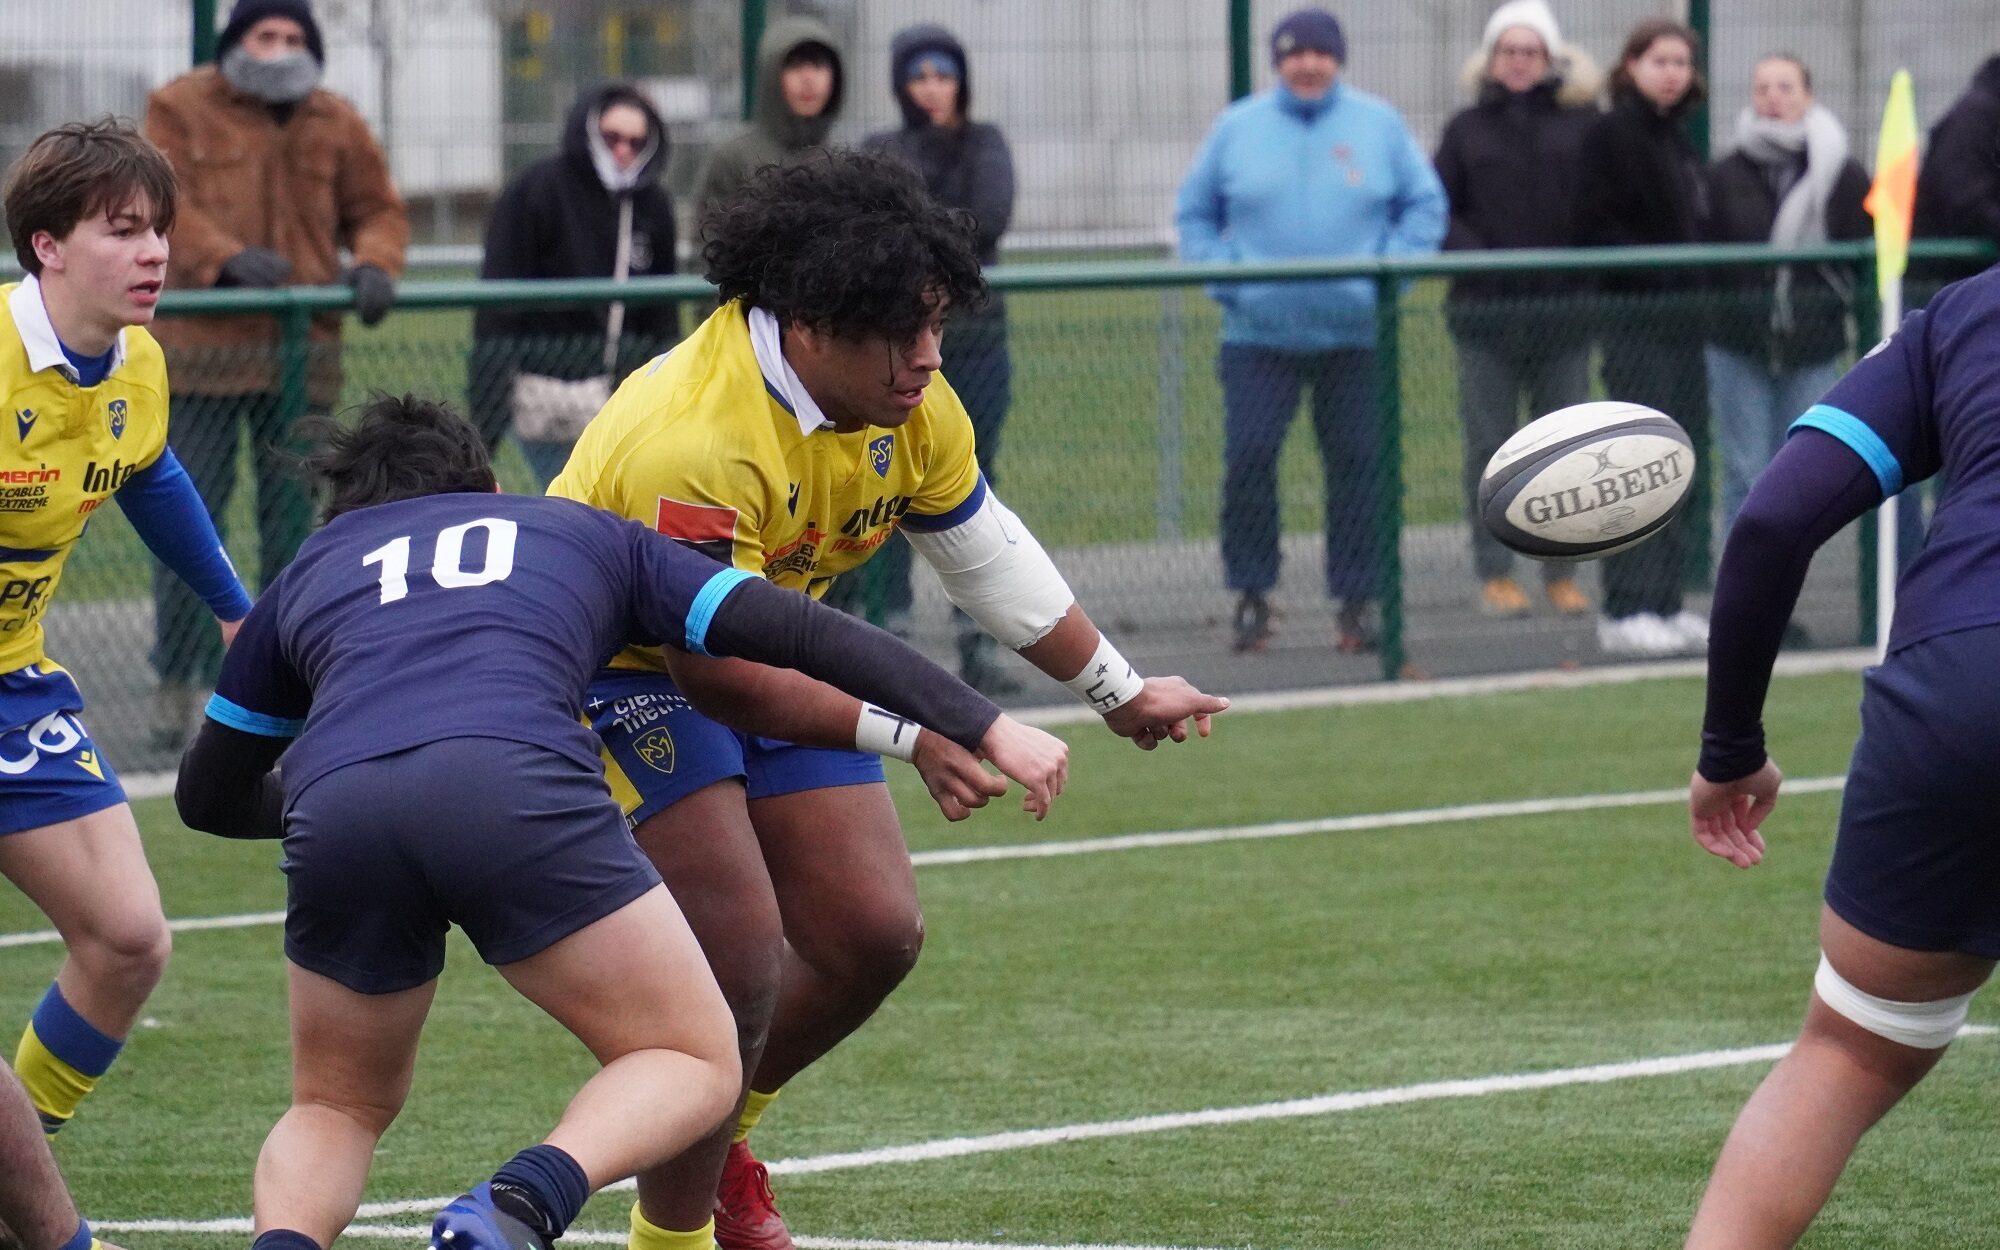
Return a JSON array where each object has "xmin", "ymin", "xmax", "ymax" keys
[
  {"xmin": 1733, "ymin": 104, "xmax": 1850, "ymax": 332},
  {"xmin": 220, "ymin": 47, "xmax": 321, "ymax": 105}
]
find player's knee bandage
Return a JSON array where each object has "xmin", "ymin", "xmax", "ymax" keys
[
  {"xmin": 1813, "ymin": 954, "xmax": 1976, "ymax": 1050},
  {"xmin": 903, "ymin": 490, "xmax": 1076, "ymax": 650}
]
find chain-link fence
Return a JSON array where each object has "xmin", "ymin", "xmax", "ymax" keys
[
  {"xmin": 2, "ymin": 2, "xmax": 1994, "ymax": 249},
  {"xmin": 38, "ymin": 239, "xmax": 1991, "ymax": 773}
]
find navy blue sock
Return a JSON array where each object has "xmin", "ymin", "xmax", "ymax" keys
[
  {"xmin": 491, "ymin": 1143, "xmax": 589, "ymax": 1239},
  {"xmin": 250, "ymin": 1231, "xmax": 323, "ymax": 1250}
]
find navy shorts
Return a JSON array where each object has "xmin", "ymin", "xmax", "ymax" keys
[
  {"xmin": 282, "ymin": 737, "xmax": 662, "ymax": 994},
  {"xmin": 1829, "ymin": 622, "xmax": 2000, "ymax": 958},
  {"xmin": 586, "ymin": 669, "xmax": 886, "ymax": 827},
  {"xmin": 0, "ymin": 663, "xmax": 124, "ymax": 836}
]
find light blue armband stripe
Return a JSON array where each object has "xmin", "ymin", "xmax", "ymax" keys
[
  {"xmin": 204, "ymin": 693, "xmax": 304, "ymax": 738},
  {"xmin": 1790, "ymin": 403, "xmax": 1903, "ymax": 497},
  {"xmin": 685, "ymin": 567, "xmax": 760, "ymax": 656}
]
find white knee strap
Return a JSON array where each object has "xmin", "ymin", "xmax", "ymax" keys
[{"xmin": 1813, "ymin": 954, "xmax": 1977, "ymax": 1050}]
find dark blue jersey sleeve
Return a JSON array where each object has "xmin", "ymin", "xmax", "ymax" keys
[
  {"xmin": 115, "ymin": 448, "xmax": 254, "ymax": 620},
  {"xmin": 1789, "ymin": 312, "xmax": 1939, "ymax": 499},
  {"xmin": 207, "ymin": 578, "xmax": 311, "ymax": 738},
  {"xmin": 619, "ymin": 519, "xmax": 760, "ymax": 655}
]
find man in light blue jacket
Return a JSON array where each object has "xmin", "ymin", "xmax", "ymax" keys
[{"xmin": 1177, "ymin": 8, "xmax": 1447, "ymax": 654}]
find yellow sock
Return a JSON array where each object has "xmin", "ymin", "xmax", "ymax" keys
[
  {"xmin": 628, "ymin": 1202, "xmax": 716, "ymax": 1250},
  {"xmin": 733, "ymin": 1087, "xmax": 779, "ymax": 1144}
]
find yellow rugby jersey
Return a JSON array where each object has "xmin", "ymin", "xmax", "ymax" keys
[
  {"xmin": 0, "ymin": 279, "xmax": 170, "ymax": 672},
  {"xmin": 550, "ymin": 300, "xmax": 983, "ymax": 673}
]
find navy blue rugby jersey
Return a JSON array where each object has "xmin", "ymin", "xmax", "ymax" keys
[
  {"xmin": 1789, "ymin": 268, "xmax": 2000, "ymax": 651},
  {"xmin": 208, "ymin": 492, "xmax": 755, "ymax": 796}
]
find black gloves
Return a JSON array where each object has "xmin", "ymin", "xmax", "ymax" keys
[
  {"xmin": 215, "ymin": 246, "xmax": 292, "ymax": 288},
  {"xmin": 345, "ymin": 263, "xmax": 395, "ymax": 326}
]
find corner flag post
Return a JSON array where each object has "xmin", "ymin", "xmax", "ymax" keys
[{"xmin": 1863, "ymin": 69, "xmax": 1918, "ymax": 656}]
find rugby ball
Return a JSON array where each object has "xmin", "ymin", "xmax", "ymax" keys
[{"xmin": 1477, "ymin": 401, "xmax": 1696, "ymax": 561}]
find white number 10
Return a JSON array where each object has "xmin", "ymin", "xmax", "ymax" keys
[{"xmin": 361, "ymin": 518, "xmax": 518, "ymax": 604}]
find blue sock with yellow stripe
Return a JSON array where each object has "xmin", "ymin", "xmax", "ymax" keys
[{"xmin": 14, "ymin": 982, "xmax": 123, "ymax": 1134}]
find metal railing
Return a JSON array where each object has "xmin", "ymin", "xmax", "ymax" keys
[{"xmin": 151, "ymin": 237, "xmax": 1994, "ymax": 682}]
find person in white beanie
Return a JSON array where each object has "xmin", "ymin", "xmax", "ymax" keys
[{"xmin": 1434, "ymin": 0, "xmax": 1600, "ymax": 621}]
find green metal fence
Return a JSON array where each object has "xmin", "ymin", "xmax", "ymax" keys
[{"xmin": 42, "ymin": 239, "xmax": 1995, "ymax": 771}]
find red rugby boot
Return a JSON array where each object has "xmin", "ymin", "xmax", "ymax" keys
[{"xmin": 714, "ymin": 1140, "xmax": 794, "ymax": 1250}]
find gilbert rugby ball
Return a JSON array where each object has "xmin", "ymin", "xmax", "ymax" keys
[{"xmin": 1477, "ymin": 401, "xmax": 1696, "ymax": 561}]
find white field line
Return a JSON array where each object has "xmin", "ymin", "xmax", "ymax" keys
[
  {"xmin": 110, "ymin": 650, "xmax": 1874, "ymax": 800},
  {"xmin": 312, "ymin": 1229, "xmax": 1242, "ymax": 1250},
  {"xmin": 98, "ymin": 1025, "xmax": 1996, "ymax": 1235},
  {"xmin": 0, "ymin": 778, "xmax": 1848, "ymax": 952}
]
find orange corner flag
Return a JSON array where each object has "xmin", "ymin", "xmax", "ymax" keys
[{"xmin": 1864, "ymin": 69, "xmax": 1919, "ymax": 297}]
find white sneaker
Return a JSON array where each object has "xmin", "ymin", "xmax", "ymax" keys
[
  {"xmin": 1668, "ymin": 609, "xmax": 1710, "ymax": 651},
  {"xmin": 1597, "ymin": 612, "xmax": 1684, "ymax": 657}
]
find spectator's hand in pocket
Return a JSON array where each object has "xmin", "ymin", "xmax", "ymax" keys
[
  {"xmin": 344, "ymin": 264, "xmax": 395, "ymax": 327},
  {"xmin": 216, "ymin": 247, "xmax": 292, "ymax": 288}
]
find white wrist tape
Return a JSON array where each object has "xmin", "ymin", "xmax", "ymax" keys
[
  {"xmin": 1063, "ymin": 634, "xmax": 1145, "ymax": 715},
  {"xmin": 903, "ymin": 488, "xmax": 1075, "ymax": 650},
  {"xmin": 854, "ymin": 703, "xmax": 921, "ymax": 763}
]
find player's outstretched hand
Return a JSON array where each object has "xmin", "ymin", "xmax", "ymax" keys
[
  {"xmin": 979, "ymin": 714, "xmax": 1069, "ymax": 821},
  {"xmin": 1102, "ymin": 676, "xmax": 1230, "ymax": 750},
  {"xmin": 912, "ymin": 730, "xmax": 1009, "ymax": 822},
  {"xmin": 1689, "ymin": 758, "xmax": 1782, "ymax": 869}
]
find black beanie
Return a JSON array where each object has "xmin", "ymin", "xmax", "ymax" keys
[
  {"xmin": 218, "ymin": 0, "xmax": 326, "ymax": 66},
  {"xmin": 1270, "ymin": 9, "xmax": 1346, "ymax": 66}
]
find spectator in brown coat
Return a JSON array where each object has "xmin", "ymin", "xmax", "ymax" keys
[{"xmin": 143, "ymin": 0, "xmax": 407, "ymax": 745}]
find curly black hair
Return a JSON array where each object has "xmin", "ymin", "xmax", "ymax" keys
[
  {"xmin": 701, "ymin": 148, "xmax": 988, "ymax": 344},
  {"xmin": 301, "ymin": 394, "xmax": 496, "ymax": 521}
]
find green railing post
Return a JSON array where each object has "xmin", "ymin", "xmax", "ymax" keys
[
  {"xmin": 191, "ymin": 0, "xmax": 218, "ymax": 65},
  {"xmin": 278, "ymin": 298, "xmax": 310, "ymax": 432},
  {"xmin": 1687, "ymin": 0, "xmax": 1712, "ymax": 158},
  {"xmin": 740, "ymin": 0, "xmax": 767, "ymax": 122},
  {"xmin": 1373, "ymin": 272, "xmax": 1405, "ymax": 681},
  {"xmin": 1229, "ymin": 0, "xmax": 1254, "ymax": 100},
  {"xmin": 1854, "ymin": 249, "xmax": 1881, "ymax": 645}
]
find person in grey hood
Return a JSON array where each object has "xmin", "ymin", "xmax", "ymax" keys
[
  {"xmin": 471, "ymin": 83, "xmax": 682, "ymax": 484},
  {"xmin": 846, "ymin": 24, "xmax": 1020, "ymax": 694},
  {"xmin": 692, "ymin": 16, "xmax": 845, "ymax": 227}
]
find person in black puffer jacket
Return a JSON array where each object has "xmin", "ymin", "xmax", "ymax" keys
[
  {"xmin": 1703, "ymin": 55, "xmax": 1869, "ymax": 530},
  {"xmin": 470, "ymin": 83, "xmax": 680, "ymax": 484},
  {"xmin": 1575, "ymin": 18, "xmax": 1713, "ymax": 659},
  {"xmin": 849, "ymin": 24, "xmax": 1021, "ymax": 694},
  {"xmin": 1912, "ymin": 54, "xmax": 2000, "ymax": 285},
  {"xmin": 1435, "ymin": 0, "xmax": 1599, "ymax": 621}
]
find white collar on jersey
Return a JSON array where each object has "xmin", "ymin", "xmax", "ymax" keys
[
  {"xmin": 746, "ymin": 304, "xmax": 834, "ymax": 436},
  {"xmin": 8, "ymin": 274, "xmax": 129, "ymax": 383}
]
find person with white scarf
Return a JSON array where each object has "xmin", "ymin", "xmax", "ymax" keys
[{"xmin": 1703, "ymin": 55, "xmax": 1870, "ymax": 528}]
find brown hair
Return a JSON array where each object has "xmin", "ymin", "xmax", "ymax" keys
[
  {"xmin": 1756, "ymin": 53, "xmax": 1812, "ymax": 93},
  {"xmin": 1608, "ymin": 18, "xmax": 1707, "ymax": 109},
  {"xmin": 3, "ymin": 118, "xmax": 179, "ymax": 275}
]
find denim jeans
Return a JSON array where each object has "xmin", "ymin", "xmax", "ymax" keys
[
  {"xmin": 1598, "ymin": 332, "xmax": 1711, "ymax": 619},
  {"xmin": 1703, "ymin": 345, "xmax": 1842, "ymax": 527},
  {"xmin": 1453, "ymin": 335, "xmax": 1591, "ymax": 582},
  {"xmin": 1217, "ymin": 343, "xmax": 1381, "ymax": 602}
]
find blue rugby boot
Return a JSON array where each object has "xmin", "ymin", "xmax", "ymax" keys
[{"xmin": 432, "ymin": 1183, "xmax": 552, "ymax": 1250}]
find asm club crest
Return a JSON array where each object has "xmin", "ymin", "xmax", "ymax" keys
[
  {"xmin": 869, "ymin": 434, "xmax": 894, "ymax": 478},
  {"xmin": 107, "ymin": 399, "xmax": 127, "ymax": 440}
]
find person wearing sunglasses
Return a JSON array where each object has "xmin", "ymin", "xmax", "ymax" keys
[{"xmin": 472, "ymin": 83, "xmax": 682, "ymax": 485}]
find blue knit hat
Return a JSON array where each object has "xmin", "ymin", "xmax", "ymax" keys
[
  {"xmin": 1270, "ymin": 8, "xmax": 1346, "ymax": 65},
  {"xmin": 218, "ymin": 0, "xmax": 326, "ymax": 66}
]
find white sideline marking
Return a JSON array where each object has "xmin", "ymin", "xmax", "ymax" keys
[
  {"xmin": 0, "ymin": 781, "xmax": 1849, "ymax": 951},
  {"xmin": 0, "ymin": 909, "xmax": 285, "ymax": 950},
  {"xmin": 313, "ymin": 1228, "xmax": 1237, "ymax": 1250},
  {"xmin": 97, "ymin": 1026, "xmax": 1997, "ymax": 1234},
  {"xmin": 108, "ymin": 649, "xmax": 1874, "ymax": 799}
]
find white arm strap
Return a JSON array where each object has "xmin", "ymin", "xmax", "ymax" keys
[{"xmin": 903, "ymin": 487, "xmax": 1076, "ymax": 651}]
